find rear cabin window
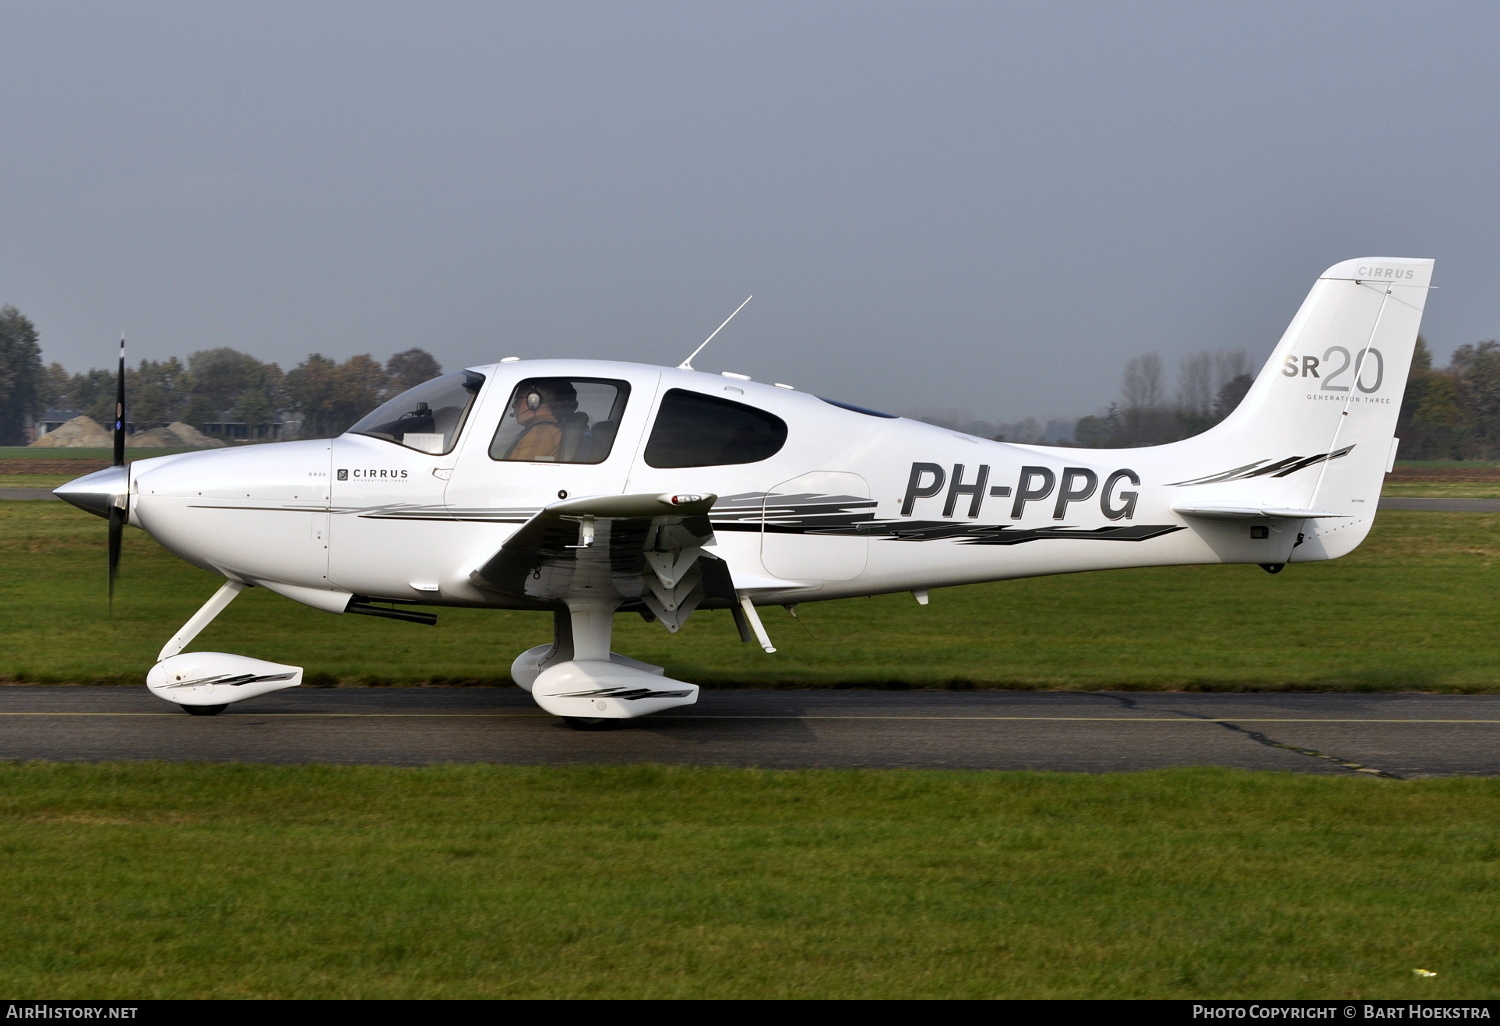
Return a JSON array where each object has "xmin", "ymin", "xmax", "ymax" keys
[
  {"xmin": 489, "ymin": 377, "xmax": 630, "ymax": 464},
  {"xmin": 643, "ymin": 389, "xmax": 788, "ymax": 468}
]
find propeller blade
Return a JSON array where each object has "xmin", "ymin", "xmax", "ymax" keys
[
  {"xmin": 108, "ymin": 504, "xmax": 124, "ymax": 611},
  {"xmin": 109, "ymin": 334, "xmax": 127, "ymax": 610},
  {"xmin": 113, "ymin": 334, "xmax": 126, "ymax": 467}
]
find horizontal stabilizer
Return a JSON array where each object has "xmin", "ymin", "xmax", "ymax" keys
[{"xmin": 1172, "ymin": 503, "xmax": 1348, "ymax": 521}]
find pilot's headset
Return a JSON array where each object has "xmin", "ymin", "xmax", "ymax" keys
[
  {"xmin": 516, "ymin": 383, "xmax": 551, "ymax": 415},
  {"xmin": 518, "ymin": 381, "xmax": 577, "ymax": 416}
]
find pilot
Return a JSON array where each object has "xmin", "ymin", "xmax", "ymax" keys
[{"xmin": 505, "ymin": 381, "xmax": 575, "ymax": 461}]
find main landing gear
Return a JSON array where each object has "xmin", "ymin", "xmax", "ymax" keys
[{"xmin": 509, "ymin": 601, "xmax": 701, "ymax": 725}]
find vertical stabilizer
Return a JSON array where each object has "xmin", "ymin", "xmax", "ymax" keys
[{"xmin": 1167, "ymin": 258, "xmax": 1433, "ymax": 560}]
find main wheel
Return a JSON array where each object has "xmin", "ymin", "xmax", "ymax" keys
[
  {"xmin": 563, "ymin": 716, "xmax": 620, "ymax": 731},
  {"xmin": 181, "ymin": 704, "xmax": 227, "ymax": 716}
]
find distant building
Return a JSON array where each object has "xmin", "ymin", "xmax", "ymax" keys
[
  {"xmin": 196, "ymin": 415, "xmax": 294, "ymax": 442},
  {"xmin": 34, "ymin": 409, "xmax": 137, "ymax": 441},
  {"xmin": 37, "ymin": 409, "xmax": 86, "ymax": 436}
]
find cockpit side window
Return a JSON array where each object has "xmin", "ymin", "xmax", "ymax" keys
[
  {"xmin": 348, "ymin": 370, "xmax": 485, "ymax": 455},
  {"xmin": 643, "ymin": 389, "xmax": 787, "ymax": 468},
  {"xmin": 489, "ymin": 378, "xmax": 631, "ymax": 464}
]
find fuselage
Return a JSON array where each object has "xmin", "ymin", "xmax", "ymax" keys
[{"xmin": 121, "ymin": 358, "xmax": 1343, "ymax": 611}]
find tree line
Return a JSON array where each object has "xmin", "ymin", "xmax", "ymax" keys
[
  {"xmin": 1067, "ymin": 337, "xmax": 1500, "ymax": 457},
  {"xmin": 0, "ymin": 305, "xmax": 442, "ymax": 444},
  {"xmin": 1396, "ymin": 338, "xmax": 1500, "ymax": 459},
  {"xmin": 6, "ymin": 301, "xmax": 1500, "ymax": 455},
  {"xmin": 1070, "ymin": 349, "xmax": 1255, "ymax": 447},
  {"xmin": 914, "ymin": 350, "xmax": 1257, "ymax": 447}
]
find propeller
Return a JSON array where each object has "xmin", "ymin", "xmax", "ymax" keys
[
  {"xmin": 109, "ymin": 335, "xmax": 126, "ymax": 609},
  {"xmin": 52, "ymin": 336, "xmax": 131, "ymax": 605}
]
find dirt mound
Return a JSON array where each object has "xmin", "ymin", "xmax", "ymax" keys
[
  {"xmin": 126, "ymin": 422, "xmax": 226, "ymax": 448},
  {"xmin": 29, "ymin": 416, "xmax": 112, "ymax": 448},
  {"xmin": 30, "ymin": 416, "xmax": 228, "ymax": 451}
]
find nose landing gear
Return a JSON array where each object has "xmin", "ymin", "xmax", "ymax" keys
[{"xmin": 148, "ymin": 581, "xmax": 303, "ymax": 713}]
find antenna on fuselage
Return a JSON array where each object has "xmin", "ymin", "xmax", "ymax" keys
[{"xmin": 678, "ymin": 295, "xmax": 752, "ymax": 371}]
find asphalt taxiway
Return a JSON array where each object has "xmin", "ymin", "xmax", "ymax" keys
[{"xmin": 2, "ymin": 687, "xmax": 1496, "ymax": 777}]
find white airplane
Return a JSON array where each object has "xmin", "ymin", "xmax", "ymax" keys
[{"xmin": 56, "ymin": 257, "xmax": 1433, "ymax": 728}]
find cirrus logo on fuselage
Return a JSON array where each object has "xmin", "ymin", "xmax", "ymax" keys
[
  {"xmin": 337, "ymin": 468, "xmax": 410, "ymax": 481},
  {"xmin": 901, "ymin": 463, "xmax": 1139, "ymax": 521}
]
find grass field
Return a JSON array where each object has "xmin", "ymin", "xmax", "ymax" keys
[
  {"xmin": 0, "ymin": 475, "xmax": 71, "ymax": 487},
  {"xmin": 1386, "ymin": 461, "xmax": 1500, "ymax": 498},
  {"xmin": 0, "ymin": 447, "xmax": 199, "ymax": 460},
  {"xmin": 1382, "ymin": 482, "xmax": 1500, "ymax": 497},
  {"xmin": 2, "ymin": 500, "xmax": 1499, "ymax": 690},
  {"xmin": 6, "ymin": 464, "xmax": 1499, "ymax": 1001},
  {"xmin": 0, "ymin": 763, "xmax": 1494, "ymax": 999}
]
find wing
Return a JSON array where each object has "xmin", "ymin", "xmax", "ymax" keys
[{"xmin": 469, "ymin": 492, "xmax": 739, "ymax": 629}]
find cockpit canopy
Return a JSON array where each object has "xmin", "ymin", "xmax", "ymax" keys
[
  {"xmin": 348, "ymin": 370, "xmax": 485, "ymax": 455},
  {"xmin": 347, "ymin": 365, "xmax": 791, "ymax": 468}
]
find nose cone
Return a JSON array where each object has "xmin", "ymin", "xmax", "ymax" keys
[{"xmin": 54, "ymin": 465, "xmax": 129, "ymax": 520}]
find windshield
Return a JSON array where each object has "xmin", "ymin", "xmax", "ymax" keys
[{"xmin": 348, "ymin": 370, "xmax": 485, "ymax": 455}]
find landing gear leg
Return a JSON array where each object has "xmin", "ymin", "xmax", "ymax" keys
[
  {"xmin": 147, "ymin": 580, "xmax": 303, "ymax": 711},
  {"xmin": 510, "ymin": 608, "xmax": 667, "ymax": 692},
  {"xmin": 158, "ymin": 580, "xmax": 248, "ymax": 661},
  {"xmin": 527, "ymin": 598, "xmax": 701, "ymax": 722}
]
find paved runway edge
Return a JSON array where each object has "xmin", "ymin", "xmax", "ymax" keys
[{"xmin": 1, "ymin": 687, "xmax": 1496, "ymax": 777}]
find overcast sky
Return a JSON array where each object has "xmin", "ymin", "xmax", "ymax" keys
[{"xmin": 2, "ymin": 1, "xmax": 1497, "ymax": 421}]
